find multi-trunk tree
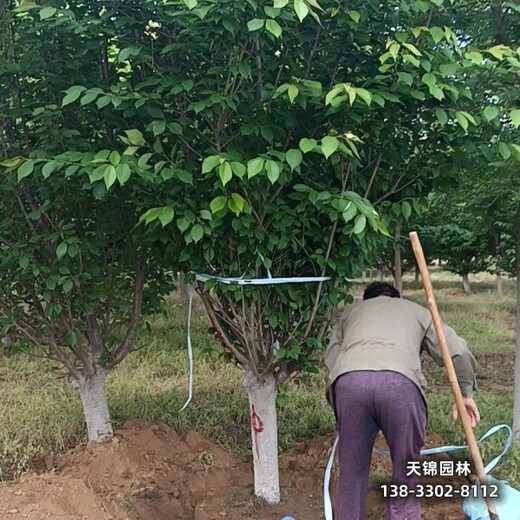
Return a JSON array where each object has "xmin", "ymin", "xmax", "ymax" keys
[{"xmin": 0, "ymin": 0, "xmax": 175, "ymax": 441}]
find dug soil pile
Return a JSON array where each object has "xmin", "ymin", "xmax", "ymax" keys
[{"xmin": 0, "ymin": 420, "xmax": 467, "ymax": 519}]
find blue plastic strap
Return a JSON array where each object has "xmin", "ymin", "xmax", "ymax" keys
[
  {"xmin": 323, "ymin": 424, "xmax": 512, "ymax": 520},
  {"xmin": 179, "ymin": 283, "xmax": 195, "ymax": 412},
  {"xmin": 195, "ymin": 273, "xmax": 333, "ymax": 285},
  {"xmin": 323, "ymin": 436, "xmax": 339, "ymax": 520},
  {"xmin": 372, "ymin": 424, "xmax": 512, "ymax": 474}
]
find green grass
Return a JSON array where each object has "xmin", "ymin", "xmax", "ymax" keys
[{"xmin": 0, "ymin": 270, "xmax": 519, "ymax": 488}]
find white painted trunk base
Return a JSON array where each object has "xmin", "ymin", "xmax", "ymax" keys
[
  {"xmin": 462, "ymin": 274, "xmax": 471, "ymax": 294},
  {"xmin": 496, "ymin": 274, "xmax": 503, "ymax": 297},
  {"xmin": 243, "ymin": 372, "xmax": 280, "ymax": 504},
  {"xmin": 76, "ymin": 369, "xmax": 113, "ymax": 442}
]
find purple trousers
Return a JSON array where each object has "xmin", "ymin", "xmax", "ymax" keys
[{"xmin": 334, "ymin": 370, "xmax": 427, "ymax": 520}]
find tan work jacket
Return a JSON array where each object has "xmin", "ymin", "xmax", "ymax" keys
[{"xmin": 324, "ymin": 296, "xmax": 478, "ymax": 411}]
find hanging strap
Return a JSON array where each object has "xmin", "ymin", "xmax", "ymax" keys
[
  {"xmin": 179, "ymin": 283, "xmax": 195, "ymax": 412},
  {"xmin": 372, "ymin": 424, "xmax": 512, "ymax": 474},
  {"xmin": 195, "ymin": 273, "xmax": 332, "ymax": 285},
  {"xmin": 323, "ymin": 424, "xmax": 512, "ymax": 520},
  {"xmin": 323, "ymin": 436, "xmax": 339, "ymax": 520}
]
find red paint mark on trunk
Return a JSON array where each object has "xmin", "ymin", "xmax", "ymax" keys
[{"xmin": 251, "ymin": 405, "xmax": 264, "ymax": 460}]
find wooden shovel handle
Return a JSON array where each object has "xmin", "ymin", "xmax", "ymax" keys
[{"xmin": 409, "ymin": 232, "xmax": 498, "ymax": 517}]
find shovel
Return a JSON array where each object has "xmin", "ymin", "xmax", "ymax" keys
[{"xmin": 409, "ymin": 231, "xmax": 499, "ymax": 520}]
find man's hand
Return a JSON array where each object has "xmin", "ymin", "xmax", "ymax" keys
[{"xmin": 451, "ymin": 397, "xmax": 481, "ymax": 428}]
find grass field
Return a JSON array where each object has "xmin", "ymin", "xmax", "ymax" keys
[{"xmin": 1, "ymin": 269, "xmax": 518, "ymax": 488}]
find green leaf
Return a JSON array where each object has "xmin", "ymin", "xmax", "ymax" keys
[
  {"xmin": 288, "ymin": 85, "xmax": 299, "ymax": 103},
  {"xmin": 159, "ymin": 206, "xmax": 174, "ymax": 227},
  {"xmin": 265, "ymin": 160, "xmax": 281, "ymax": 184},
  {"xmin": 247, "ymin": 18, "xmax": 264, "ymax": 31},
  {"xmin": 300, "ymin": 138, "xmax": 317, "ymax": 153},
  {"xmin": 483, "ymin": 106, "xmax": 499, "ymax": 122},
  {"xmin": 379, "ymin": 91, "xmax": 400, "ymax": 102},
  {"xmin": 62, "ymin": 85, "xmax": 86, "ymax": 107},
  {"xmin": 210, "ymin": 196, "xmax": 227, "ymax": 213},
  {"xmin": 177, "ymin": 218, "xmax": 190, "ymax": 232},
  {"xmin": 460, "ymin": 111, "xmax": 477, "ymax": 126},
  {"xmin": 56, "ymin": 242, "xmax": 68, "ymax": 261},
  {"xmin": 435, "ymin": 108, "xmax": 448, "ymax": 126},
  {"xmin": 321, "ymin": 136, "xmax": 339, "ymax": 159},
  {"xmin": 355, "ymin": 88, "xmax": 372, "ymax": 106},
  {"xmin": 325, "ymin": 86, "xmax": 342, "ymax": 106},
  {"xmin": 465, "ymin": 51, "xmax": 483, "ymax": 64},
  {"xmin": 39, "ymin": 6, "xmax": 57, "ymax": 19},
  {"xmin": 347, "ymin": 10, "xmax": 360, "ymax": 23},
  {"xmin": 499, "ymin": 142, "xmax": 511, "ymax": 160},
  {"xmin": 183, "ymin": 0, "xmax": 198, "ymax": 8},
  {"xmin": 62, "ymin": 279, "xmax": 73, "ymax": 293},
  {"xmin": 265, "ymin": 19, "xmax": 282, "ymax": 38},
  {"xmin": 15, "ymin": 2, "xmax": 39, "ymax": 12},
  {"xmin": 306, "ymin": 0, "xmax": 324, "ymax": 10},
  {"xmin": 231, "ymin": 162, "xmax": 246, "ymax": 178},
  {"xmin": 286, "ymin": 149, "xmax": 303, "ymax": 170},
  {"xmin": 429, "ymin": 26, "xmax": 445, "ymax": 44},
  {"xmin": 231, "ymin": 193, "xmax": 246, "ymax": 213},
  {"xmin": 402, "ymin": 42, "xmax": 422, "ymax": 56},
  {"xmin": 42, "ymin": 160, "xmax": 59, "ymax": 179},
  {"xmin": 345, "ymin": 85, "xmax": 358, "ymax": 105},
  {"xmin": 274, "ymin": 0, "xmax": 289, "ymax": 6},
  {"xmin": 510, "ymin": 109, "xmax": 520, "ymax": 128},
  {"xmin": 421, "ymin": 73, "xmax": 436, "ymax": 87},
  {"xmin": 429, "ymin": 85, "xmax": 444, "ymax": 100},
  {"xmin": 247, "ymin": 157, "xmax": 265, "ymax": 178},
  {"xmin": 177, "ymin": 170, "xmax": 193, "ymax": 184},
  {"xmin": 353, "ymin": 214, "xmax": 367, "ymax": 234},
  {"xmin": 439, "ymin": 63, "xmax": 458, "ymax": 76},
  {"xmin": 486, "ymin": 44, "xmax": 510, "ymax": 60},
  {"xmin": 397, "ymin": 72, "xmax": 413, "ymax": 87},
  {"xmin": 17, "ymin": 160, "xmax": 34, "ymax": 181},
  {"xmin": 152, "ymin": 120, "xmax": 166, "ymax": 136},
  {"xmin": 0, "ymin": 157, "xmax": 22, "ymax": 168},
  {"xmin": 96, "ymin": 96, "xmax": 111, "ymax": 109},
  {"xmin": 191, "ymin": 224, "xmax": 204, "ymax": 243},
  {"xmin": 202, "ymin": 155, "xmax": 221, "ymax": 173},
  {"xmin": 342, "ymin": 202, "xmax": 357, "ymax": 223},
  {"xmin": 294, "ymin": 0, "xmax": 309, "ymax": 21},
  {"xmin": 80, "ymin": 92, "xmax": 99, "ymax": 106},
  {"xmin": 219, "ymin": 161, "xmax": 233, "ymax": 186},
  {"xmin": 109, "ymin": 151, "xmax": 121, "ymax": 167},
  {"xmin": 455, "ymin": 111, "xmax": 469, "ymax": 131},
  {"xmin": 137, "ymin": 153, "xmax": 152, "ymax": 168},
  {"xmin": 140, "ymin": 207, "xmax": 162, "ymax": 225},
  {"xmin": 117, "ymin": 163, "xmax": 131, "ymax": 185},
  {"xmin": 402, "ymin": 201, "xmax": 412, "ymax": 219},
  {"xmin": 104, "ymin": 165, "xmax": 117, "ymax": 189},
  {"xmin": 125, "ymin": 129, "xmax": 145, "ymax": 146},
  {"xmin": 403, "ymin": 53, "xmax": 421, "ymax": 67}
]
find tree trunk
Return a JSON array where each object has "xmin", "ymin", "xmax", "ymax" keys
[
  {"xmin": 414, "ymin": 267, "xmax": 420, "ymax": 284},
  {"xmin": 377, "ymin": 266, "xmax": 384, "ymax": 281},
  {"xmin": 462, "ymin": 273, "xmax": 471, "ymax": 294},
  {"xmin": 513, "ymin": 207, "xmax": 520, "ymax": 442},
  {"xmin": 393, "ymin": 221, "xmax": 403, "ymax": 295},
  {"xmin": 496, "ymin": 273, "xmax": 503, "ymax": 297},
  {"xmin": 75, "ymin": 368, "xmax": 113, "ymax": 442},
  {"xmin": 243, "ymin": 371, "xmax": 280, "ymax": 504}
]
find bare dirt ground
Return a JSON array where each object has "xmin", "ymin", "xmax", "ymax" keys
[{"xmin": 0, "ymin": 420, "xmax": 468, "ymax": 520}]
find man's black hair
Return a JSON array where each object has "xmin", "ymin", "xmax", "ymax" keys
[{"xmin": 363, "ymin": 282, "xmax": 401, "ymax": 300}]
